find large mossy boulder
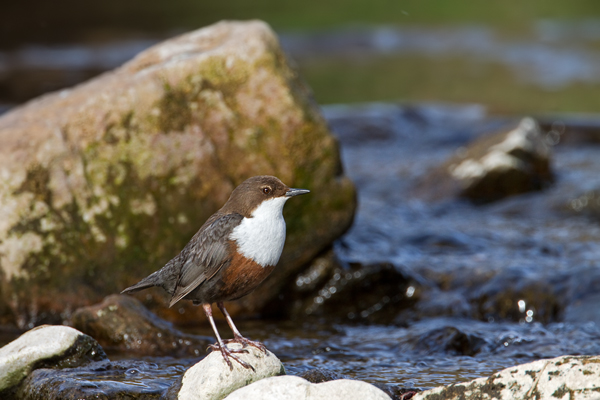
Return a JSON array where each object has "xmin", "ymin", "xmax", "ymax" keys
[{"xmin": 0, "ymin": 20, "xmax": 356, "ymax": 327}]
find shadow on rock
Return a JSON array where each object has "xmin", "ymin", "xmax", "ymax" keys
[
  {"xmin": 71, "ymin": 294, "xmax": 212, "ymax": 357},
  {"xmin": 267, "ymin": 251, "xmax": 423, "ymax": 324}
]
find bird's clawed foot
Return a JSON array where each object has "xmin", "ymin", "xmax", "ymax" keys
[
  {"xmin": 207, "ymin": 342, "xmax": 255, "ymax": 371},
  {"xmin": 223, "ymin": 335, "xmax": 269, "ymax": 354}
]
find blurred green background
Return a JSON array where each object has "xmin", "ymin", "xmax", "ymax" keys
[{"xmin": 2, "ymin": 0, "xmax": 599, "ymax": 113}]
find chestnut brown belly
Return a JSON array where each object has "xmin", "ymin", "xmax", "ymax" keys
[{"xmin": 218, "ymin": 251, "xmax": 276, "ymax": 301}]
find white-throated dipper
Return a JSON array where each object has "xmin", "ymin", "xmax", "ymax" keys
[{"xmin": 122, "ymin": 175, "xmax": 309, "ymax": 370}]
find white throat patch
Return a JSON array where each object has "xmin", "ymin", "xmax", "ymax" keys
[{"xmin": 229, "ymin": 196, "xmax": 289, "ymax": 267}]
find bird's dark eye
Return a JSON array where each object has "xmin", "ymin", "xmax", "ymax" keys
[{"xmin": 262, "ymin": 187, "xmax": 271, "ymax": 195}]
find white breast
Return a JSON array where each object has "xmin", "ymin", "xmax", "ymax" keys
[{"xmin": 229, "ymin": 196, "xmax": 289, "ymax": 267}]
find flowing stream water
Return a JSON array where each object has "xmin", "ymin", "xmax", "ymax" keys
[{"xmin": 90, "ymin": 102, "xmax": 600, "ymax": 393}]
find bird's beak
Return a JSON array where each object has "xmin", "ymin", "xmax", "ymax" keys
[{"xmin": 285, "ymin": 188, "xmax": 310, "ymax": 197}]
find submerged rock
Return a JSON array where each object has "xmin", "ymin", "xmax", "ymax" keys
[
  {"xmin": 299, "ymin": 368, "xmax": 346, "ymax": 383},
  {"xmin": 468, "ymin": 266, "xmax": 562, "ymax": 324},
  {"xmin": 0, "ymin": 325, "xmax": 106, "ymax": 396},
  {"xmin": 276, "ymin": 259, "xmax": 421, "ymax": 324},
  {"xmin": 13, "ymin": 359, "xmax": 181, "ymax": 400},
  {"xmin": 413, "ymin": 355, "xmax": 600, "ymax": 400},
  {"xmin": 224, "ymin": 375, "xmax": 392, "ymax": 400},
  {"xmin": 412, "ymin": 326, "xmax": 488, "ymax": 356},
  {"xmin": 0, "ymin": 19, "xmax": 355, "ymax": 328},
  {"xmin": 174, "ymin": 343, "xmax": 285, "ymax": 400},
  {"xmin": 416, "ymin": 117, "xmax": 553, "ymax": 203},
  {"xmin": 562, "ymin": 266, "xmax": 600, "ymax": 325},
  {"xmin": 71, "ymin": 294, "xmax": 212, "ymax": 357}
]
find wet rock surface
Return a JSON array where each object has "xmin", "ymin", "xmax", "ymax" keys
[
  {"xmin": 410, "ymin": 326, "xmax": 488, "ymax": 357},
  {"xmin": 0, "ymin": 325, "xmax": 106, "ymax": 396},
  {"xmin": 0, "ymin": 325, "xmax": 215, "ymax": 400},
  {"xmin": 413, "ymin": 355, "xmax": 600, "ymax": 400},
  {"xmin": 298, "ymin": 368, "xmax": 346, "ymax": 383},
  {"xmin": 0, "ymin": 20, "xmax": 355, "ymax": 328},
  {"xmin": 416, "ymin": 117, "xmax": 553, "ymax": 203},
  {"xmin": 270, "ymin": 251, "xmax": 423, "ymax": 324},
  {"xmin": 70, "ymin": 294, "xmax": 212, "ymax": 357},
  {"xmin": 13, "ymin": 359, "xmax": 183, "ymax": 400}
]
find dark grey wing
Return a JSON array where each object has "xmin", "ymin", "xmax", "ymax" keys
[{"xmin": 168, "ymin": 213, "xmax": 243, "ymax": 307}]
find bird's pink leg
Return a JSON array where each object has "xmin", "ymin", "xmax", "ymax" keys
[
  {"xmin": 217, "ymin": 302, "xmax": 268, "ymax": 354},
  {"xmin": 202, "ymin": 303, "xmax": 254, "ymax": 371}
]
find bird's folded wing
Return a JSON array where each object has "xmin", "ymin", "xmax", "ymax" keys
[{"xmin": 169, "ymin": 213, "xmax": 244, "ymax": 307}]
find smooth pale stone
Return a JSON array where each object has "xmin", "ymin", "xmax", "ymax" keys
[
  {"xmin": 223, "ymin": 375, "xmax": 392, "ymax": 400},
  {"xmin": 0, "ymin": 325, "xmax": 105, "ymax": 392},
  {"xmin": 178, "ymin": 343, "xmax": 285, "ymax": 400}
]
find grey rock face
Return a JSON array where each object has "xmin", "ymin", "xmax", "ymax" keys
[{"xmin": 414, "ymin": 355, "xmax": 600, "ymax": 400}]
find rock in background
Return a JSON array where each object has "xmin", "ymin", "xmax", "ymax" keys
[
  {"xmin": 416, "ymin": 117, "xmax": 553, "ymax": 203},
  {"xmin": 267, "ymin": 254, "xmax": 422, "ymax": 324},
  {"xmin": 70, "ymin": 294, "xmax": 212, "ymax": 357},
  {"xmin": 0, "ymin": 20, "xmax": 356, "ymax": 328}
]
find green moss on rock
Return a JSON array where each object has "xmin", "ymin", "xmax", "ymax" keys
[{"xmin": 0, "ymin": 20, "xmax": 355, "ymax": 327}]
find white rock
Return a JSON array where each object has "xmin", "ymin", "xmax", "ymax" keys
[
  {"xmin": 414, "ymin": 355, "xmax": 600, "ymax": 400},
  {"xmin": 442, "ymin": 116, "xmax": 553, "ymax": 202},
  {"xmin": 0, "ymin": 325, "xmax": 99, "ymax": 392},
  {"xmin": 178, "ymin": 343, "xmax": 285, "ymax": 400},
  {"xmin": 223, "ymin": 375, "xmax": 392, "ymax": 400}
]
